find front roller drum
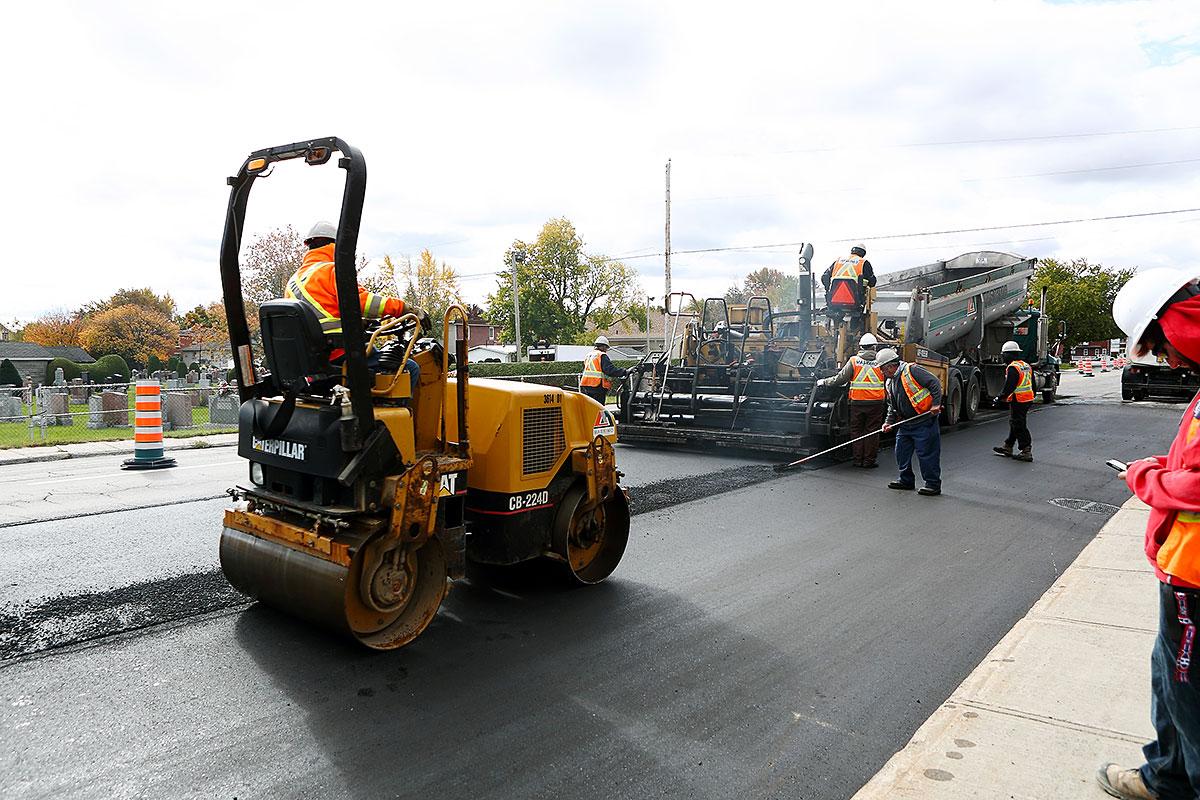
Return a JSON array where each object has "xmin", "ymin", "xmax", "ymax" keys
[
  {"xmin": 551, "ymin": 484, "xmax": 630, "ymax": 584},
  {"xmin": 220, "ymin": 527, "xmax": 448, "ymax": 650}
]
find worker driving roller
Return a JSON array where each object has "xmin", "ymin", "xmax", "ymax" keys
[
  {"xmin": 286, "ymin": 220, "xmax": 426, "ymax": 389},
  {"xmin": 821, "ymin": 244, "xmax": 877, "ymax": 323},
  {"xmin": 579, "ymin": 335, "xmax": 628, "ymax": 405}
]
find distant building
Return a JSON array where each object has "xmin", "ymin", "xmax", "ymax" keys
[
  {"xmin": 589, "ymin": 312, "xmax": 668, "ymax": 355},
  {"xmin": 467, "ymin": 344, "xmax": 517, "ymax": 363},
  {"xmin": 447, "ymin": 319, "xmax": 498, "ymax": 348},
  {"xmin": 176, "ymin": 329, "xmax": 231, "ymax": 367},
  {"xmin": 0, "ymin": 322, "xmax": 14, "ymax": 342},
  {"xmin": 1071, "ymin": 339, "xmax": 1123, "ymax": 361},
  {"xmin": 0, "ymin": 342, "xmax": 96, "ymax": 387}
]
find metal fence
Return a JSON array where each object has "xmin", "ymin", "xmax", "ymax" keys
[{"xmin": 0, "ymin": 382, "xmax": 241, "ymax": 449}]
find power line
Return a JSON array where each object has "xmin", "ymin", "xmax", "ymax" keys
[
  {"xmin": 736, "ymin": 124, "xmax": 1200, "ymax": 156},
  {"xmin": 617, "ymin": 206, "xmax": 1200, "ymax": 260}
]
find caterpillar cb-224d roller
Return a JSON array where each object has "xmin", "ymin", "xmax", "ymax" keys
[{"xmin": 217, "ymin": 137, "xmax": 629, "ymax": 649}]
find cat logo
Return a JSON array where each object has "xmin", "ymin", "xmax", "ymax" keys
[
  {"xmin": 439, "ymin": 472, "xmax": 466, "ymax": 497},
  {"xmin": 592, "ymin": 409, "xmax": 616, "ymax": 438}
]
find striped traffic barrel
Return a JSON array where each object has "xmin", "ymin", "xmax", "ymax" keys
[{"xmin": 121, "ymin": 381, "xmax": 177, "ymax": 470}]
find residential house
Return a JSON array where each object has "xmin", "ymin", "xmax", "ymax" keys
[
  {"xmin": 589, "ymin": 312, "xmax": 668, "ymax": 355},
  {"xmin": 0, "ymin": 342, "xmax": 96, "ymax": 387},
  {"xmin": 447, "ymin": 319, "xmax": 498, "ymax": 348}
]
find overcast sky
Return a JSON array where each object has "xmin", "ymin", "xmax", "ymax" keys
[{"xmin": 4, "ymin": 0, "xmax": 1198, "ymax": 322}]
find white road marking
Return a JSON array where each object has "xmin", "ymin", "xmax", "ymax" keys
[{"xmin": 23, "ymin": 461, "xmax": 242, "ymax": 486}]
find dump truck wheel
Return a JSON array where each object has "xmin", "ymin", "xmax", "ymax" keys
[{"xmin": 553, "ymin": 484, "xmax": 630, "ymax": 584}]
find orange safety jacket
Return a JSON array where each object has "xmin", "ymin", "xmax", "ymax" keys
[
  {"xmin": 1126, "ymin": 392, "xmax": 1200, "ymax": 588},
  {"xmin": 829, "ymin": 256, "xmax": 865, "ymax": 307},
  {"xmin": 898, "ymin": 363, "xmax": 934, "ymax": 415},
  {"xmin": 580, "ymin": 350, "xmax": 610, "ymax": 389},
  {"xmin": 284, "ymin": 244, "xmax": 404, "ymax": 335},
  {"xmin": 1006, "ymin": 360, "xmax": 1035, "ymax": 403},
  {"xmin": 848, "ymin": 356, "xmax": 886, "ymax": 401}
]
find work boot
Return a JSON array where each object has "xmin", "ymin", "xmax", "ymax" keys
[
  {"xmin": 1096, "ymin": 763, "xmax": 1156, "ymax": 799},
  {"xmin": 1014, "ymin": 447, "xmax": 1033, "ymax": 463},
  {"xmin": 888, "ymin": 481, "xmax": 914, "ymax": 491},
  {"xmin": 993, "ymin": 444, "xmax": 1013, "ymax": 458},
  {"xmin": 918, "ymin": 486, "xmax": 941, "ymax": 496}
]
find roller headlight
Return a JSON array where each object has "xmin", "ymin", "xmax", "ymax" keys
[{"xmin": 250, "ymin": 462, "xmax": 264, "ymax": 486}]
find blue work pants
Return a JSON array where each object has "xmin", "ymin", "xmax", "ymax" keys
[
  {"xmin": 1141, "ymin": 582, "xmax": 1200, "ymax": 799},
  {"xmin": 893, "ymin": 416, "xmax": 941, "ymax": 489}
]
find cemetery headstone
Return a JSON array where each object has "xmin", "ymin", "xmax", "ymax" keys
[
  {"xmin": 162, "ymin": 393, "xmax": 194, "ymax": 430},
  {"xmin": 208, "ymin": 393, "xmax": 240, "ymax": 425}
]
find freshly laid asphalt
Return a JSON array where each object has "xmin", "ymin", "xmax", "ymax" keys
[{"xmin": 0, "ymin": 379, "xmax": 1182, "ymax": 800}]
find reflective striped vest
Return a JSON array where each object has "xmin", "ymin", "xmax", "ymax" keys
[
  {"xmin": 1007, "ymin": 360, "xmax": 1035, "ymax": 403},
  {"xmin": 829, "ymin": 256, "xmax": 865, "ymax": 307},
  {"xmin": 898, "ymin": 363, "xmax": 934, "ymax": 415},
  {"xmin": 849, "ymin": 356, "xmax": 886, "ymax": 401},
  {"xmin": 580, "ymin": 350, "xmax": 609, "ymax": 389},
  {"xmin": 283, "ymin": 244, "xmax": 399, "ymax": 335}
]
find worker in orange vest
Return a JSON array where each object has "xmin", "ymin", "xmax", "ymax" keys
[
  {"xmin": 993, "ymin": 340, "xmax": 1036, "ymax": 462},
  {"xmin": 579, "ymin": 335, "xmax": 628, "ymax": 405},
  {"xmin": 1097, "ymin": 269, "xmax": 1200, "ymax": 800},
  {"xmin": 878, "ymin": 348, "xmax": 944, "ymax": 496},
  {"xmin": 821, "ymin": 245, "xmax": 877, "ymax": 316},
  {"xmin": 285, "ymin": 221, "xmax": 426, "ymax": 384},
  {"xmin": 818, "ymin": 333, "xmax": 886, "ymax": 467}
]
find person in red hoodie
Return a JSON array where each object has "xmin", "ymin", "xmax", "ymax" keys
[{"xmin": 1099, "ymin": 268, "xmax": 1200, "ymax": 800}]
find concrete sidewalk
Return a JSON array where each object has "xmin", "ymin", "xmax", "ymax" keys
[
  {"xmin": 0, "ymin": 432, "xmax": 238, "ymax": 466},
  {"xmin": 854, "ymin": 495, "xmax": 1156, "ymax": 799}
]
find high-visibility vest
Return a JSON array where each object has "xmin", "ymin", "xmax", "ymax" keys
[
  {"xmin": 898, "ymin": 363, "xmax": 934, "ymax": 415},
  {"xmin": 829, "ymin": 256, "xmax": 865, "ymax": 307},
  {"xmin": 580, "ymin": 350, "xmax": 609, "ymax": 389},
  {"xmin": 1007, "ymin": 360, "xmax": 1035, "ymax": 403},
  {"xmin": 1159, "ymin": 510, "xmax": 1200, "ymax": 587},
  {"xmin": 849, "ymin": 356, "xmax": 886, "ymax": 401},
  {"xmin": 283, "ymin": 246, "xmax": 397, "ymax": 335}
]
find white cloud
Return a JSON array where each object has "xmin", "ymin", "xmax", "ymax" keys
[{"xmin": 3, "ymin": 0, "xmax": 1198, "ymax": 322}]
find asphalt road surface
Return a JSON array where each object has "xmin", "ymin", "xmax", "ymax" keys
[{"xmin": 0, "ymin": 379, "xmax": 1185, "ymax": 800}]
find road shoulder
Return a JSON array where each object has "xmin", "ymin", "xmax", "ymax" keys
[
  {"xmin": 0, "ymin": 433, "xmax": 238, "ymax": 467},
  {"xmin": 852, "ymin": 495, "xmax": 1155, "ymax": 799}
]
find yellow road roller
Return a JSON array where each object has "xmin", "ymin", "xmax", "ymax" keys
[{"xmin": 217, "ymin": 137, "xmax": 629, "ymax": 649}]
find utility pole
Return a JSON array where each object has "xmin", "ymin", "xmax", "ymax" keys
[
  {"xmin": 645, "ymin": 295, "xmax": 654, "ymax": 354},
  {"xmin": 512, "ymin": 251, "xmax": 524, "ymax": 362},
  {"xmin": 664, "ymin": 159, "xmax": 672, "ymax": 315}
]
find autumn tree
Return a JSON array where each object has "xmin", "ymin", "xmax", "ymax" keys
[
  {"xmin": 22, "ymin": 310, "xmax": 84, "ymax": 347},
  {"xmin": 81, "ymin": 287, "xmax": 176, "ymax": 319},
  {"xmin": 1029, "ymin": 258, "xmax": 1134, "ymax": 351},
  {"xmin": 79, "ymin": 305, "xmax": 179, "ymax": 368},
  {"xmin": 486, "ymin": 218, "xmax": 641, "ymax": 345},
  {"xmin": 242, "ymin": 225, "xmax": 308, "ymax": 305},
  {"xmin": 369, "ymin": 250, "xmax": 464, "ymax": 325}
]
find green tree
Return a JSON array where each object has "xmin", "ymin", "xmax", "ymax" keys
[
  {"xmin": 362, "ymin": 251, "xmax": 464, "ymax": 325},
  {"xmin": 146, "ymin": 354, "xmax": 164, "ymax": 373},
  {"xmin": 486, "ymin": 218, "xmax": 641, "ymax": 344},
  {"xmin": 0, "ymin": 359, "xmax": 22, "ymax": 386},
  {"xmin": 92, "ymin": 354, "xmax": 131, "ymax": 383},
  {"xmin": 1029, "ymin": 258, "xmax": 1135, "ymax": 351}
]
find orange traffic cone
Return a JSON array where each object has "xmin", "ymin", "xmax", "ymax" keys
[
  {"xmin": 1080, "ymin": 359, "xmax": 1093, "ymax": 377},
  {"xmin": 121, "ymin": 381, "xmax": 177, "ymax": 470}
]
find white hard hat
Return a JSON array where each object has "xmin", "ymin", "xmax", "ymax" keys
[
  {"xmin": 1002, "ymin": 340, "xmax": 1022, "ymax": 353},
  {"xmin": 594, "ymin": 335, "xmax": 610, "ymax": 347},
  {"xmin": 874, "ymin": 347, "xmax": 900, "ymax": 367},
  {"xmin": 859, "ymin": 333, "xmax": 879, "ymax": 347},
  {"xmin": 1113, "ymin": 268, "xmax": 1200, "ymax": 351},
  {"xmin": 304, "ymin": 220, "xmax": 337, "ymax": 243}
]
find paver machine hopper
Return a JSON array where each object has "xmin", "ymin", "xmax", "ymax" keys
[{"xmin": 217, "ymin": 137, "xmax": 629, "ymax": 649}]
